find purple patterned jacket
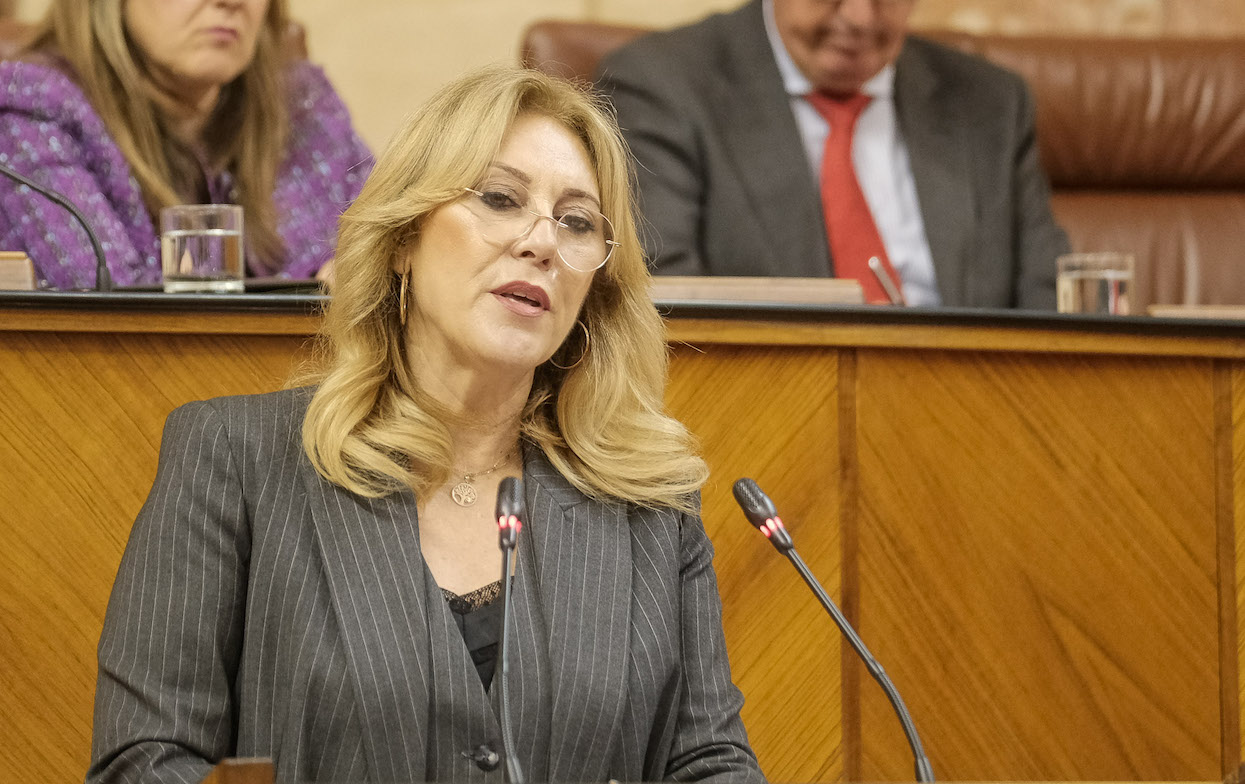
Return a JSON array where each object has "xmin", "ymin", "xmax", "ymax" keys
[{"xmin": 0, "ymin": 60, "xmax": 373, "ymax": 289}]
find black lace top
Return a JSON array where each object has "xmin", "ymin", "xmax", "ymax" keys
[{"xmin": 441, "ymin": 580, "xmax": 503, "ymax": 687}]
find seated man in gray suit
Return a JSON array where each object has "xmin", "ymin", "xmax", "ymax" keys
[{"xmin": 596, "ymin": 0, "xmax": 1069, "ymax": 308}]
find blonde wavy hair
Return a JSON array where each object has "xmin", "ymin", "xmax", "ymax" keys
[
  {"xmin": 27, "ymin": 0, "xmax": 289, "ymax": 270},
  {"xmin": 302, "ymin": 65, "xmax": 707, "ymax": 512}
]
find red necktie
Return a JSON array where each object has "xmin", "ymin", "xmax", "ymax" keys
[{"xmin": 806, "ymin": 92, "xmax": 903, "ymax": 304}]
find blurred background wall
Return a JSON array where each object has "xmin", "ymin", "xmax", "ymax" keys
[{"xmin": 10, "ymin": 0, "xmax": 1245, "ymax": 154}]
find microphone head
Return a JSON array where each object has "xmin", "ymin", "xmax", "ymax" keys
[
  {"xmin": 733, "ymin": 477, "xmax": 795, "ymax": 552},
  {"xmin": 732, "ymin": 478, "xmax": 778, "ymax": 530},
  {"xmin": 495, "ymin": 476, "xmax": 525, "ymax": 520},
  {"xmin": 495, "ymin": 476, "xmax": 525, "ymax": 551}
]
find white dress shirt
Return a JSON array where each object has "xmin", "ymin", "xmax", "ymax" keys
[{"xmin": 762, "ymin": 0, "xmax": 940, "ymax": 305}]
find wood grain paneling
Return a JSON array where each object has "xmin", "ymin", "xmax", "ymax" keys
[
  {"xmin": 854, "ymin": 349, "xmax": 1221, "ymax": 780},
  {"xmin": 1235, "ymin": 362, "xmax": 1245, "ymax": 770},
  {"xmin": 666, "ymin": 344, "xmax": 843, "ymax": 783},
  {"xmin": 1216, "ymin": 362, "xmax": 1240, "ymax": 777},
  {"xmin": 666, "ymin": 318, "xmax": 1245, "ymax": 360},
  {"xmin": 3, "ymin": 307, "xmax": 1241, "ymax": 783},
  {"xmin": 0, "ymin": 306, "xmax": 318, "ymax": 335},
  {"xmin": 0, "ymin": 330, "xmax": 310, "ymax": 782},
  {"xmin": 838, "ymin": 350, "xmax": 864, "ymax": 783}
]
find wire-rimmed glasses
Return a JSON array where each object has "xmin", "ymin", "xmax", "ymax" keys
[{"xmin": 460, "ymin": 187, "xmax": 619, "ymax": 272}]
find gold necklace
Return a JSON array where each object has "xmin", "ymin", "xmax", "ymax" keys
[{"xmin": 449, "ymin": 446, "xmax": 516, "ymax": 507}]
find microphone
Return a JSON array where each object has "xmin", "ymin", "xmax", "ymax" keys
[
  {"xmin": 0, "ymin": 161, "xmax": 113, "ymax": 291},
  {"xmin": 493, "ymin": 477, "xmax": 525, "ymax": 784},
  {"xmin": 867, "ymin": 256, "xmax": 906, "ymax": 306},
  {"xmin": 732, "ymin": 478, "xmax": 935, "ymax": 783}
]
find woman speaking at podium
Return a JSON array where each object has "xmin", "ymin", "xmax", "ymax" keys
[
  {"xmin": 87, "ymin": 66, "xmax": 763, "ymax": 783},
  {"xmin": 0, "ymin": 0, "xmax": 370, "ymax": 289}
]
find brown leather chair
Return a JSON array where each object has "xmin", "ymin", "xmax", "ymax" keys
[
  {"xmin": 522, "ymin": 21, "xmax": 1245, "ymax": 309},
  {"xmin": 523, "ymin": 21, "xmax": 648, "ymax": 82}
]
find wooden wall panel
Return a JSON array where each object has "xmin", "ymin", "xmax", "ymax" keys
[
  {"xmin": 1215, "ymin": 362, "xmax": 1239, "ymax": 776},
  {"xmin": 666, "ymin": 344, "xmax": 844, "ymax": 783},
  {"xmin": 1235, "ymin": 362, "xmax": 1245, "ymax": 769},
  {"xmin": 0, "ymin": 330, "xmax": 309, "ymax": 783},
  {"xmin": 853, "ymin": 349, "xmax": 1221, "ymax": 780},
  {"xmin": 4, "ymin": 310, "xmax": 1241, "ymax": 783}
]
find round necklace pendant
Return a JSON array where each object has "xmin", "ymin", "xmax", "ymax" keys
[{"xmin": 451, "ymin": 482, "xmax": 478, "ymax": 507}]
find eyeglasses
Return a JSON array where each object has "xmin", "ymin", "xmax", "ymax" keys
[{"xmin": 460, "ymin": 187, "xmax": 619, "ymax": 272}]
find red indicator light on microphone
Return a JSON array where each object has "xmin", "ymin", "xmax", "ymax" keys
[{"xmin": 497, "ymin": 514, "xmax": 522, "ymax": 534}]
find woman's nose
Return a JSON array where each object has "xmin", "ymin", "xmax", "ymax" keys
[{"xmin": 511, "ymin": 215, "xmax": 560, "ymax": 266}]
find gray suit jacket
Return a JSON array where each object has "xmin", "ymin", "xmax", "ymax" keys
[
  {"xmin": 88, "ymin": 388, "xmax": 762, "ymax": 783},
  {"xmin": 596, "ymin": 0, "xmax": 1068, "ymax": 309}
]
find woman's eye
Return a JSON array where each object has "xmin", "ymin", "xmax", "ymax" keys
[
  {"xmin": 558, "ymin": 210, "xmax": 599, "ymax": 235},
  {"xmin": 477, "ymin": 190, "xmax": 521, "ymax": 211}
]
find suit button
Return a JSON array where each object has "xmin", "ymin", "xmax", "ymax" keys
[{"xmin": 462, "ymin": 744, "xmax": 501, "ymax": 772}]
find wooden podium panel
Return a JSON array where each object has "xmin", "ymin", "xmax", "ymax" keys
[
  {"xmin": 854, "ymin": 350, "xmax": 1221, "ymax": 780},
  {"xmin": 667, "ymin": 343, "xmax": 845, "ymax": 781},
  {"xmin": 0, "ymin": 305, "xmax": 314, "ymax": 783},
  {"xmin": 3, "ymin": 293, "xmax": 1244, "ymax": 783}
]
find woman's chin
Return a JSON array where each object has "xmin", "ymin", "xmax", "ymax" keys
[
  {"xmin": 468, "ymin": 341, "xmax": 550, "ymax": 377},
  {"xmin": 177, "ymin": 59, "xmax": 250, "ymax": 91},
  {"xmin": 472, "ymin": 326, "xmax": 564, "ymax": 372}
]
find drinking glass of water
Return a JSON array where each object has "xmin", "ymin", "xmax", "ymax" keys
[
  {"xmin": 1057, "ymin": 253, "xmax": 1134, "ymax": 315},
  {"xmin": 160, "ymin": 205, "xmax": 245, "ymax": 293}
]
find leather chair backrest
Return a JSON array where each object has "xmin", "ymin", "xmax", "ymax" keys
[
  {"xmin": 520, "ymin": 20, "xmax": 1245, "ymax": 308},
  {"xmin": 522, "ymin": 20, "xmax": 648, "ymax": 82}
]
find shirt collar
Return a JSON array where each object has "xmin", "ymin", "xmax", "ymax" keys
[{"xmin": 762, "ymin": 0, "xmax": 897, "ymax": 100}]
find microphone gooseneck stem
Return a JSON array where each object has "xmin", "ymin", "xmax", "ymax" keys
[
  {"xmin": 494, "ymin": 477, "xmax": 526, "ymax": 784},
  {"xmin": 497, "ymin": 544, "xmax": 524, "ymax": 784},
  {"xmin": 784, "ymin": 549, "xmax": 934, "ymax": 782},
  {"xmin": 867, "ymin": 255, "xmax": 906, "ymax": 306},
  {"xmin": 0, "ymin": 161, "xmax": 113, "ymax": 291}
]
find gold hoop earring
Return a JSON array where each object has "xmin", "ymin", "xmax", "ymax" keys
[
  {"xmin": 549, "ymin": 319, "xmax": 590, "ymax": 371},
  {"xmin": 398, "ymin": 271, "xmax": 409, "ymax": 326}
]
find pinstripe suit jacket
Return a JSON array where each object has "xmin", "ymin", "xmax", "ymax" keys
[{"xmin": 88, "ymin": 388, "xmax": 763, "ymax": 784}]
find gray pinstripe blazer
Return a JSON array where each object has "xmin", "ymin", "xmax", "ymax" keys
[{"xmin": 88, "ymin": 388, "xmax": 763, "ymax": 784}]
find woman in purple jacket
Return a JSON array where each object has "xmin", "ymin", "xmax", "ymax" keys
[{"xmin": 0, "ymin": 0, "xmax": 372, "ymax": 289}]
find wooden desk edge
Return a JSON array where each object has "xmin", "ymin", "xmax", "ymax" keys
[
  {"xmin": 0, "ymin": 307, "xmax": 318, "ymax": 336},
  {"xmin": 6, "ymin": 306, "xmax": 1245, "ymax": 359},
  {"xmin": 667, "ymin": 318, "xmax": 1245, "ymax": 359}
]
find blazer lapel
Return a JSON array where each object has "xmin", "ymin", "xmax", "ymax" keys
[
  {"xmin": 301, "ymin": 463, "xmax": 433, "ymax": 782},
  {"xmin": 896, "ymin": 38, "xmax": 977, "ymax": 306},
  {"xmin": 710, "ymin": 0, "xmax": 829, "ymax": 277},
  {"xmin": 523, "ymin": 449, "xmax": 633, "ymax": 781}
]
